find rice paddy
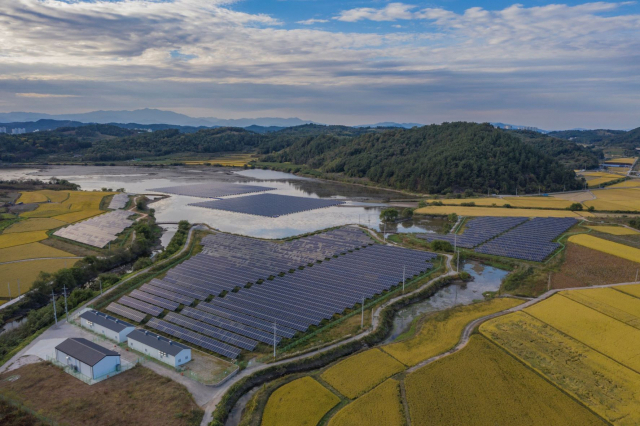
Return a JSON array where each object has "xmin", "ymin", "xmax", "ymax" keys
[
  {"xmin": 321, "ymin": 349, "xmax": 405, "ymax": 399},
  {"xmin": 481, "ymin": 311, "xmax": 640, "ymax": 425},
  {"xmin": 605, "ymin": 157, "xmax": 637, "ymax": 165},
  {"xmin": 587, "ymin": 225, "xmax": 640, "ymax": 235},
  {"xmin": 0, "ymin": 242, "xmax": 75, "ymax": 263},
  {"xmin": 414, "ymin": 205, "xmax": 591, "ymax": 218},
  {"xmin": 381, "ymin": 298, "xmax": 524, "ymax": 366},
  {"xmin": 525, "ymin": 294, "xmax": 640, "ymax": 371},
  {"xmin": 261, "ymin": 377, "xmax": 340, "ymax": 426},
  {"xmin": 608, "ymin": 180, "xmax": 640, "ymax": 189},
  {"xmin": 614, "ymin": 284, "xmax": 640, "ymax": 300},
  {"xmin": 3, "ymin": 218, "xmax": 67, "ymax": 233},
  {"xmin": 405, "ymin": 335, "xmax": 605, "ymax": 426},
  {"xmin": 0, "ymin": 258, "xmax": 77, "ymax": 298},
  {"xmin": 583, "ymin": 188, "xmax": 640, "ymax": 212},
  {"xmin": 0, "ymin": 230, "xmax": 49, "ymax": 249},
  {"xmin": 17, "ymin": 192, "xmax": 49, "ymax": 203},
  {"xmin": 561, "ymin": 288, "xmax": 640, "ymax": 329},
  {"xmin": 568, "ymin": 234, "xmax": 640, "ymax": 263},
  {"xmin": 20, "ymin": 191, "xmax": 111, "ymax": 221},
  {"xmin": 580, "ymin": 171, "xmax": 623, "ymax": 187},
  {"xmin": 53, "ymin": 209, "xmax": 104, "ymax": 223},
  {"xmin": 327, "ymin": 379, "xmax": 404, "ymax": 426},
  {"xmin": 439, "ymin": 196, "xmax": 573, "ymax": 209},
  {"xmin": 182, "ymin": 153, "xmax": 256, "ymax": 167}
]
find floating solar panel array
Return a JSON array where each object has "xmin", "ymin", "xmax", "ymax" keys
[
  {"xmin": 106, "ymin": 302, "xmax": 147, "ymax": 323},
  {"xmin": 108, "ymin": 193, "xmax": 129, "ymax": 209},
  {"xmin": 475, "ymin": 218, "xmax": 577, "ymax": 261},
  {"xmin": 53, "ymin": 210, "xmax": 134, "ymax": 248},
  {"xmin": 417, "ymin": 217, "xmax": 528, "ymax": 248},
  {"xmin": 190, "ymin": 194, "xmax": 346, "ymax": 217},
  {"xmin": 149, "ymin": 182, "xmax": 275, "ymax": 198}
]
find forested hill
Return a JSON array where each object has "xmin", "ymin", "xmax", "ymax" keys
[
  {"xmin": 264, "ymin": 122, "xmax": 584, "ymax": 194},
  {"xmin": 549, "ymin": 127, "xmax": 640, "ymax": 152},
  {"xmin": 508, "ymin": 130, "xmax": 601, "ymax": 169}
]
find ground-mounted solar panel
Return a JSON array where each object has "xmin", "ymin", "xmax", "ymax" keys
[
  {"xmin": 119, "ymin": 296, "xmax": 164, "ymax": 316},
  {"xmin": 164, "ymin": 312, "xmax": 258, "ymax": 351},
  {"xmin": 417, "ymin": 216, "xmax": 528, "ymax": 248},
  {"xmin": 53, "ymin": 209, "xmax": 134, "ymax": 248},
  {"xmin": 129, "ymin": 289, "xmax": 180, "ymax": 311},
  {"xmin": 146, "ymin": 318, "xmax": 241, "ymax": 359},
  {"xmin": 149, "ymin": 278, "xmax": 210, "ymax": 300},
  {"xmin": 140, "ymin": 284, "xmax": 194, "ymax": 306},
  {"xmin": 108, "ymin": 193, "xmax": 129, "ymax": 209},
  {"xmin": 190, "ymin": 194, "xmax": 346, "ymax": 217},
  {"xmin": 180, "ymin": 307, "xmax": 278, "ymax": 345},
  {"xmin": 148, "ymin": 182, "xmax": 275, "ymax": 199},
  {"xmin": 196, "ymin": 303, "xmax": 296, "ymax": 339},
  {"xmin": 105, "ymin": 302, "xmax": 147, "ymax": 323}
]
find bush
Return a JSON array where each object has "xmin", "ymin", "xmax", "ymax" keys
[
  {"xmin": 431, "ymin": 201, "xmax": 444, "ymax": 206},
  {"xmin": 379, "ymin": 208, "xmax": 399, "ymax": 222},
  {"xmin": 418, "ymin": 200, "xmax": 428, "ymax": 208},
  {"xmin": 431, "ymin": 240, "xmax": 454, "ymax": 252},
  {"xmin": 460, "ymin": 202, "xmax": 475, "ymax": 207},
  {"xmin": 401, "ymin": 208, "xmax": 414, "ymax": 218},
  {"xmin": 568, "ymin": 203, "xmax": 583, "ymax": 211},
  {"xmin": 133, "ymin": 257, "xmax": 153, "ymax": 271}
]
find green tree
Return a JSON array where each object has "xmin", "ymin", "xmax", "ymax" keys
[{"xmin": 380, "ymin": 208, "xmax": 399, "ymax": 222}]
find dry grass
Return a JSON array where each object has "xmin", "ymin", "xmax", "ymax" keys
[
  {"xmin": 550, "ymin": 243, "xmax": 640, "ymax": 289},
  {"xmin": 39, "ymin": 237, "xmax": 100, "ymax": 257},
  {"xmin": 3, "ymin": 218, "xmax": 67, "ymax": 233},
  {"xmin": 0, "ymin": 259, "xmax": 76, "ymax": 297},
  {"xmin": 405, "ymin": 335, "xmax": 607, "ymax": 426},
  {"xmin": 414, "ymin": 205, "xmax": 591, "ymax": 218},
  {"xmin": 0, "ymin": 231, "xmax": 49, "ymax": 249},
  {"xmin": 526, "ymin": 294, "xmax": 640, "ymax": 371},
  {"xmin": 440, "ymin": 196, "xmax": 573, "ymax": 209},
  {"xmin": 481, "ymin": 311, "xmax": 640, "ymax": 425},
  {"xmin": 568, "ymin": 234, "xmax": 640, "ymax": 263},
  {"xmin": 0, "ymin": 363, "xmax": 203, "ymax": 426},
  {"xmin": 0, "ymin": 242, "xmax": 74, "ymax": 263},
  {"xmin": 587, "ymin": 225, "xmax": 639, "ymax": 235},
  {"xmin": 320, "ymin": 349, "xmax": 405, "ymax": 399},
  {"xmin": 381, "ymin": 298, "xmax": 523, "ymax": 366},
  {"xmin": 327, "ymin": 379, "xmax": 404, "ymax": 426},
  {"xmin": 262, "ymin": 377, "xmax": 339, "ymax": 426}
]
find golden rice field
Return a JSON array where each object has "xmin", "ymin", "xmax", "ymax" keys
[
  {"xmin": 320, "ymin": 348, "xmax": 405, "ymax": 399},
  {"xmin": 3, "ymin": 218, "xmax": 67, "ymax": 233},
  {"xmin": 568, "ymin": 234, "xmax": 640, "ymax": 263},
  {"xmin": 617, "ymin": 283, "xmax": 640, "ymax": 299},
  {"xmin": 561, "ymin": 288, "xmax": 640, "ymax": 329},
  {"xmin": 381, "ymin": 298, "xmax": 523, "ymax": 366},
  {"xmin": 17, "ymin": 192, "xmax": 49, "ymax": 204},
  {"xmin": 609, "ymin": 179, "xmax": 640, "ymax": 188},
  {"xmin": 0, "ymin": 230, "xmax": 49, "ymax": 249},
  {"xmin": 605, "ymin": 157, "xmax": 637, "ymax": 165},
  {"xmin": 583, "ymin": 188, "xmax": 640, "ymax": 211},
  {"xmin": 404, "ymin": 335, "xmax": 607, "ymax": 426},
  {"xmin": 0, "ymin": 242, "xmax": 75, "ymax": 264},
  {"xmin": 261, "ymin": 377, "xmax": 340, "ymax": 426},
  {"xmin": 439, "ymin": 196, "xmax": 573, "ymax": 209},
  {"xmin": 526, "ymin": 294, "xmax": 640, "ymax": 371},
  {"xmin": 414, "ymin": 205, "xmax": 591, "ymax": 218},
  {"xmin": 481, "ymin": 311, "xmax": 640, "ymax": 425},
  {"xmin": 587, "ymin": 225, "xmax": 640, "ymax": 235},
  {"xmin": 327, "ymin": 379, "xmax": 404, "ymax": 426},
  {"xmin": 585, "ymin": 174, "xmax": 624, "ymax": 186},
  {"xmin": 53, "ymin": 209, "xmax": 104, "ymax": 223},
  {"xmin": 36, "ymin": 190, "xmax": 70, "ymax": 203},
  {"xmin": 0, "ymin": 258, "xmax": 77, "ymax": 298},
  {"xmin": 21, "ymin": 191, "xmax": 110, "ymax": 221},
  {"xmin": 183, "ymin": 154, "xmax": 256, "ymax": 166}
]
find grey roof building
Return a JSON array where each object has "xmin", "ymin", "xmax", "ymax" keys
[
  {"xmin": 55, "ymin": 338, "xmax": 121, "ymax": 380},
  {"xmin": 127, "ymin": 329, "xmax": 191, "ymax": 367},
  {"xmin": 79, "ymin": 310, "xmax": 135, "ymax": 343}
]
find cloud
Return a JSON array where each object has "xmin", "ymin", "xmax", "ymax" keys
[
  {"xmin": 0, "ymin": 1, "xmax": 639, "ymax": 128},
  {"xmin": 297, "ymin": 18, "xmax": 329, "ymax": 25}
]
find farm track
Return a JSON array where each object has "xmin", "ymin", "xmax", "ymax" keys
[{"xmin": 0, "ymin": 256, "xmax": 84, "ymax": 266}]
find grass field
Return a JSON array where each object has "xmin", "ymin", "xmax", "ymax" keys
[
  {"xmin": 404, "ymin": 335, "xmax": 607, "ymax": 426},
  {"xmin": 381, "ymin": 298, "xmax": 523, "ymax": 366},
  {"xmin": 0, "ymin": 230, "xmax": 49, "ymax": 249},
  {"xmin": 414, "ymin": 205, "xmax": 591, "ymax": 218},
  {"xmin": 439, "ymin": 196, "xmax": 573, "ymax": 209},
  {"xmin": 0, "ymin": 242, "xmax": 75, "ymax": 263},
  {"xmin": 3, "ymin": 218, "xmax": 68, "ymax": 233},
  {"xmin": 561, "ymin": 288, "xmax": 640, "ymax": 329},
  {"xmin": 583, "ymin": 188, "xmax": 640, "ymax": 211},
  {"xmin": 262, "ymin": 377, "xmax": 340, "ymax": 426},
  {"xmin": 320, "ymin": 349, "xmax": 405, "ymax": 399},
  {"xmin": 327, "ymin": 379, "xmax": 404, "ymax": 426},
  {"xmin": 526, "ymin": 294, "xmax": 640, "ymax": 371},
  {"xmin": 481, "ymin": 311, "xmax": 640, "ymax": 425},
  {"xmin": 0, "ymin": 363, "xmax": 203, "ymax": 426},
  {"xmin": 568, "ymin": 234, "xmax": 640, "ymax": 263},
  {"xmin": 587, "ymin": 225, "xmax": 640, "ymax": 235},
  {"xmin": 0, "ymin": 258, "xmax": 77, "ymax": 298}
]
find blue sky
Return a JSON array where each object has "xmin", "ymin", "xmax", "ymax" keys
[{"xmin": 0, "ymin": 0, "xmax": 639, "ymax": 129}]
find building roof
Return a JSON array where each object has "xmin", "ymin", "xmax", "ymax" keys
[
  {"xmin": 127, "ymin": 329, "xmax": 190, "ymax": 357},
  {"xmin": 80, "ymin": 309, "xmax": 134, "ymax": 333},
  {"xmin": 55, "ymin": 338, "xmax": 119, "ymax": 366}
]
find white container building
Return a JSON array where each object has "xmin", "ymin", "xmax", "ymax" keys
[
  {"xmin": 127, "ymin": 329, "xmax": 191, "ymax": 368},
  {"xmin": 79, "ymin": 310, "xmax": 135, "ymax": 343},
  {"xmin": 55, "ymin": 338, "xmax": 121, "ymax": 380}
]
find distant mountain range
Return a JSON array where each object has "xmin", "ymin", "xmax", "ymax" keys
[{"xmin": 0, "ymin": 108, "xmax": 315, "ymax": 128}]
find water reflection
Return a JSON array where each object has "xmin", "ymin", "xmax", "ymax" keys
[{"xmin": 384, "ymin": 261, "xmax": 508, "ymax": 343}]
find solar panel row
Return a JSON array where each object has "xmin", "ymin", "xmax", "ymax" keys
[
  {"xmin": 106, "ymin": 302, "xmax": 147, "ymax": 323},
  {"xmin": 140, "ymin": 283, "xmax": 194, "ymax": 306},
  {"xmin": 119, "ymin": 296, "xmax": 164, "ymax": 316},
  {"xmin": 417, "ymin": 216, "xmax": 528, "ymax": 248},
  {"xmin": 108, "ymin": 193, "xmax": 129, "ymax": 210},
  {"xmin": 164, "ymin": 312, "xmax": 258, "ymax": 351},
  {"xmin": 149, "ymin": 182, "xmax": 275, "ymax": 199},
  {"xmin": 130, "ymin": 289, "xmax": 180, "ymax": 311},
  {"xmin": 191, "ymin": 193, "xmax": 346, "ymax": 217}
]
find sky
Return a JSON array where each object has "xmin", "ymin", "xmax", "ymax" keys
[{"xmin": 0, "ymin": 0, "xmax": 639, "ymax": 129}]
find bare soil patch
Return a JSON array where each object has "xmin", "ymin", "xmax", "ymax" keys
[
  {"xmin": 0, "ymin": 362, "xmax": 203, "ymax": 426},
  {"xmin": 551, "ymin": 243, "xmax": 639, "ymax": 289}
]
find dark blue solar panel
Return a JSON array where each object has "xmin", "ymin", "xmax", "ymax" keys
[
  {"xmin": 148, "ymin": 182, "xmax": 275, "ymax": 198},
  {"xmin": 418, "ymin": 216, "xmax": 527, "ymax": 248},
  {"xmin": 190, "ymin": 194, "xmax": 346, "ymax": 217}
]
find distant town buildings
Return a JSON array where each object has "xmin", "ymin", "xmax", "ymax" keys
[
  {"xmin": 11, "ymin": 128, "xmax": 26, "ymax": 134},
  {"xmin": 0, "ymin": 127, "xmax": 6, "ymax": 133}
]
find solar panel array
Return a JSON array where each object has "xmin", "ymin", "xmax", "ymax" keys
[
  {"xmin": 139, "ymin": 283, "xmax": 194, "ymax": 306},
  {"xmin": 476, "ymin": 217, "xmax": 577, "ymax": 261},
  {"xmin": 129, "ymin": 289, "xmax": 180, "ymax": 311},
  {"xmin": 418, "ymin": 217, "xmax": 528, "ymax": 248},
  {"xmin": 53, "ymin": 210, "xmax": 134, "ymax": 248},
  {"xmin": 190, "ymin": 193, "xmax": 346, "ymax": 217},
  {"xmin": 164, "ymin": 312, "xmax": 258, "ymax": 351},
  {"xmin": 119, "ymin": 296, "xmax": 164, "ymax": 316},
  {"xmin": 149, "ymin": 182, "xmax": 275, "ymax": 198},
  {"xmin": 106, "ymin": 302, "xmax": 147, "ymax": 323},
  {"xmin": 108, "ymin": 193, "xmax": 129, "ymax": 209}
]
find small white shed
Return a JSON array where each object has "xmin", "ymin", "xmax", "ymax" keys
[
  {"xmin": 127, "ymin": 329, "xmax": 191, "ymax": 367},
  {"xmin": 55, "ymin": 338, "xmax": 121, "ymax": 380},
  {"xmin": 79, "ymin": 310, "xmax": 135, "ymax": 343}
]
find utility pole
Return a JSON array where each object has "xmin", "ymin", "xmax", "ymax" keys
[
  {"xmin": 273, "ymin": 322, "xmax": 277, "ymax": 359},
  {"xmin": 457, "ymin": 252, "xmax": 460, "ymax": 273},
  {"xmin": 52, "ymin": 291, "xmax": 58, "ymax": 325},
  {"xmin": 361, "ymin": 297, "xmax": 365, "ymax": 328},
  {"xmin": 63, "ymin": 284, "xmax": 69, "ymax": 322},
  {"xmin": 99, "ymin": 278, "xmax": 103, "ymax": 294}
]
